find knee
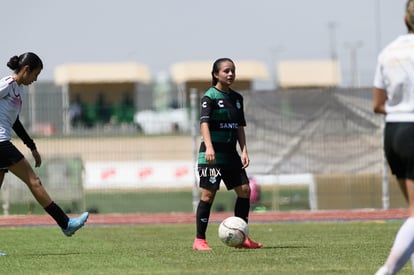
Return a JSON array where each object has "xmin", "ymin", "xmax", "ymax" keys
[
  {"xmin": 201, "ymin": 191, "xmax": 216, "ymax": 204},
  {"xmin": 238, "ymin": 184, "xmax": 251, "ymax": 198},
  {"xmin": 28, "ymin": 176, "xmax": 42, "ymax": 189}
]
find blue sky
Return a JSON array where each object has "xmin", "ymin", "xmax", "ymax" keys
[{"xmin": 0, "ymin": 0, "xmax": 407, "ymax": 88}]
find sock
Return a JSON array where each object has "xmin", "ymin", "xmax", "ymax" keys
[
  {"xmin": 385, "ymin": 217, "xmax": 414, "ymax": 273},
  {"xmin": 44, "ymin": 201, "xmax": 70, "ymax": 229},
  {"xmin": 234, "ymin": 197, "xmax": 250, "ymax": 223},
  {"xmin": 195, "ymin": 200, "xmax": 212, "ymax": 239}
]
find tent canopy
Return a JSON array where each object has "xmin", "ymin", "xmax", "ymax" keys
[
  {"xmin": 277, "ymin": 60, "xmax": 341, "ymax": 88},
  {"xmin": 54, "ymin": 62, "xmax": 151, "ymax": 85},
  {"xmin": 170, "ymin": 60, "xmax": 269, "ymax": 84}
]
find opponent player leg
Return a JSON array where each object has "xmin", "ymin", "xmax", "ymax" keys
[
  {"xmin": 0, "ymin": 170, "xmax": 7, "ymax": 255},
  {"xmin": 376, "ymin": 178, "xmax": 414, "ymax": 274},
  {"xmin": 395, "ymin": 179, "xmax": 414, "ymax": 272},
  {"xmin": 9, "ymin": 158, "xmax": 88, "ymax": 236}
]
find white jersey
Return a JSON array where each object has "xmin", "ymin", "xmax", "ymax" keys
[
  {"xmin": 0, "ymin": 76, "xmax": 23, "ymax": 142},
  {"xmin": 374, "ymin": 34, "xmax": 414, "ymax": 122}
]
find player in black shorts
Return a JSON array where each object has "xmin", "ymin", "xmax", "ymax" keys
[
  {"xmin": 373, "ymin": 1, "xmax": 414, "ymax": 273},
  {"xmin": 192, "ymin": 58, "xmax": 262, "ymax": 250},
  {"xmin": 0, "ymin": 53, "xmax": 89, "ymax": 256}
]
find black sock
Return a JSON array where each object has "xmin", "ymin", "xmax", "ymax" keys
[
  {"xmin": 235, "ymin": 197, "xmax": 250, "ymax": 223},
  {"xmin": 196, "ymin": 200, "xmax": 212, "ymax": 239},
  {"xmin": 44, "ymin": 201, "xmax": 70, "ymax": 229}
]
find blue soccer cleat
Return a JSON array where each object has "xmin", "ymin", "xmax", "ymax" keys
[{"xmin": 62, "ymin": 212, "xmax": 89, "ymax": 237}]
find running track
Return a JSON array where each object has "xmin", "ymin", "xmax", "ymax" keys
[{"xmin": 0, "ymin": 209, "xmax": 408, "ymax": 227}]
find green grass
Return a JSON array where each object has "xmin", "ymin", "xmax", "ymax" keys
[
  {"xmin": 0, "ymin": 221, "xmax": 410, "ymax": 274},
  {"xmin": 6, "ymin": 187, "xmax": 310, "ymax": 215}
]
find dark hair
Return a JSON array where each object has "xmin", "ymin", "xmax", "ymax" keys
[
  {"xmin": 7, "ymin": 52, "xmax": 43, "ymax": 73},
  {"xmin": 406, "ymin": 0, "xmax": 414, "ymax": 31},
  {"xmin": 211, "ymin": 58, "xmax": 234, "ymax": 86}
]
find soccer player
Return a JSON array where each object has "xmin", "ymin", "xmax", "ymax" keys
[
  {"xmin": 373, "ymin": 1, "xmax": 414, "ymax": 274},
  {"xmin": 192, "ymin": 58, "xmax": 262, "ymax": 250},
  {"xmin": 0, "ymin": 53, "xmax": 89, "ymax": 256}
]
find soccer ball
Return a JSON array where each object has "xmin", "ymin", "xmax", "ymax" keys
[{"xmin": 218, "ymin": 216, "xmax": 249, "ymax": 247}]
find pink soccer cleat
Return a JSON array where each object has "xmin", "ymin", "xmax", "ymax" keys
[
  {"xmin": 236, "ymin": 237, "xmax": 262, "ymax": 249},
  {"xmin": 192, "ymin": 238, "xmax": 212, "ymax": 251}
]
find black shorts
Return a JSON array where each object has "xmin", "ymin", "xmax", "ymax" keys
[
  {"xmin": 384, "ymin": 122, "xmax": 414, "ymax": 179},
  {"xmin": 0, "ymin": 141, "xmax": 24, "ymax": 170},
  {"xmin": 197, "ymin": 164, "xmax": 249, "ymax": 190}
]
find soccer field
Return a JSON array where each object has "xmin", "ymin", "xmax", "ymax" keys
[{"xmin": 0, "ymin": 221, "xmax": 410, "ymax": 274}]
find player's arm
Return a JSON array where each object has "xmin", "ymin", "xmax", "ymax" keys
[
  {"xmin": 237, "ymin": 127, "xmax": 249, "ymax": 169},
  {"xmin": 0, "ymin": 77, "xmax": 14, "ymax": 98},
  {"xmin": 373, "ymin": 87, "xmax": 387, "ymax": 114},
  {"xmin": 13, "ymin": 116, "xmax": 42, "ymax": 167},
  {"xmin": 200, "ymin": 95, "xmax": 215, "ymax": 163},
  {"xmin": 201, "ymin": 122, "xmax": 215, "ymax": 163}
]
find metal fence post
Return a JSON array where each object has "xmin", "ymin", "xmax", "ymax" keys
[{"xmin": 190, "ymin": 88, "xmax": 200, "ymax": 213}]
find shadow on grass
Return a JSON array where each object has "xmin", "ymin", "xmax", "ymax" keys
[
  {"xmin": 19, "ymin": 252, "xmax": 87, "ymax": 257},
  {"xmin": 235, "ymin": 245, "xmax": 309, "ymax": 250}
]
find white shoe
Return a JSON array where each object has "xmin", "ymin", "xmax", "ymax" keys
[{"xmin": 375, "ymin": 266, "xmax": 391, "ymax": 275}]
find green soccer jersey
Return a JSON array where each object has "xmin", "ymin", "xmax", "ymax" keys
[{"xmin": 198, "ymin": 87, "xmax": 246, "ymax": 167}]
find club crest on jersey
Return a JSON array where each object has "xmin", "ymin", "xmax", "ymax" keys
[{"xmin": 236, "ymin": 100, "xmax": 241, "ymax": 109}]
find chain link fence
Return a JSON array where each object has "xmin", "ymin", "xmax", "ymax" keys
[{"xmin": 4, "ymin": 83, "xmax": 398, "ymax": 213}]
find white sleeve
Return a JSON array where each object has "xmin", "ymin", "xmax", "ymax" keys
[
  {"xmin": 0, "ymin": 78, "xmax": 12, "ymax": 98},
  {"xmin": 373, "ymin": 59, "xmax": 386, "ymax": 90}
]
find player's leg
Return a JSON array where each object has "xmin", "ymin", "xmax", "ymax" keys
[
  {"xmin": 9, "ymin": 158, "xmax": 88, "ymax": 236},
  {"xmin": 193, "ymin": 165, "xmax": 221, "ymax": 250},
  {"xmin": 394, "ymin": 178, "xmax": 414, "ymax": 272},
  {"xmin": 376, "ymin": 123, "xmax": 414, "ymax": 273},
  {"xmin": 0, "ymin": 171, "xmax": 6, "ymax": 256},
  {"xmin": 0, "ymin": 170, "xmax": 10, "ymax": 216},
  {"xmin": 9, "ymin": 158, "xmax": 53, "ymax": 207},
  {"xmin": 230, "ymin": 169, "xmax": 250, "ymax": 223},
  {"xmin": 193, "ymin": 187, "xmax": 216, "ymax": 250},
  {"xmin": 0, "ymin": 170, "xmax": 5, "ymax": 188},
  {"xmin": 233, "ymin": 183, "xmax": 250, "ymax": 223},
  {"xmin": 393, "ymin": 177, "xmax": 414, "ymax": 272},
  {"xmin": 231, "ymin": 171, "xmax": 262, "ymax": 249},
  {"xmin": 376, "ymin": 178, "xmax": 414, "ymax": 275},
  {"xmin": 198, "ymin": 187, "xmax": 217, "ymax": 235}
]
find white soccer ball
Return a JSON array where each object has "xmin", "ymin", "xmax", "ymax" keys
[{"xmin": 218, "ymin": 216, "xmax": 249, "ymax": 247}]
